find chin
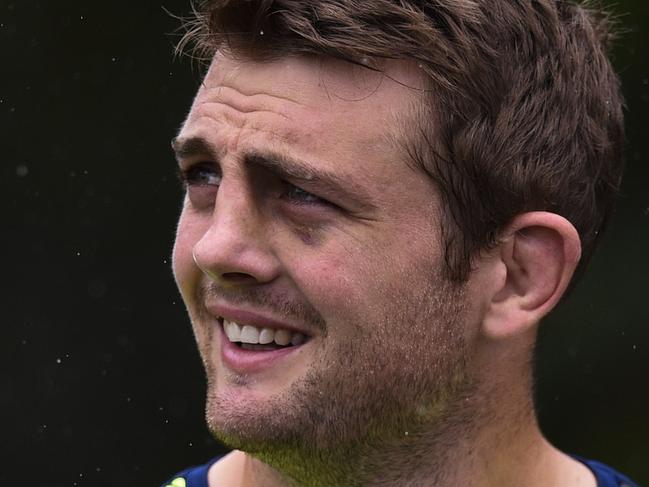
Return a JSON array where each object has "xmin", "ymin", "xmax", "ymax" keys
[{"xmin": 204, "ymin": 384, "xmax": 307, "ymax": 453}]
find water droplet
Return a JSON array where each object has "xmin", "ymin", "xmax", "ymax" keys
[
  {"xmin": 76, "ymin": 251, "xmax": 81, "ymax": 256},
  {"xmin": 16, "ymin": 164, "xmax": 28, "ymax": 177},
  {"xmin": 56, "ymin": 358, "xmax": 62, "ymax": 364},
  {"xmin": 111, "ymin": 57, "xmax": 116, "ymax": 62}
]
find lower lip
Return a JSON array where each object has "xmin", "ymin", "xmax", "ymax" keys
[{"xmin": 219, "ymin": 324, "xmax": 306, "ymax": 373}]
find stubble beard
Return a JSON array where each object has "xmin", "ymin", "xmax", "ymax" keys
[{"xmin": 199, "ymin": 273, "xmax": 475, "ymax": 485}]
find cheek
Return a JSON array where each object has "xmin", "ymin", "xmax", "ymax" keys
[
  {"xmin": 285, "ymin": 244, "xmax": 375, "ymax": 323},
  {"xmin": 285, "ymin": 226, "xmax": 442, "ymax": 327}
]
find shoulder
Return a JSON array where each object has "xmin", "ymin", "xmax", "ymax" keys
[
  {"xmin": 161, "ymin": 456, "xmax": 222, "ymax": 487},
  {"xmin": 575, "ymin": 457, "xmax": 641, "ymax": 487},
  {"xmin": 161, "ymin": 451, "xmax": 247, "ymax": 487}
]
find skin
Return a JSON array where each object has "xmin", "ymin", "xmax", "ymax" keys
[{"xmin": 172, "ymin": 53, "xmax": 595, "ymax": 486}]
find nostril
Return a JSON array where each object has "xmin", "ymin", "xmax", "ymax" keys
[{"xmin": 221, "ymin": 272, "xmax": 257, "ymax": 284}]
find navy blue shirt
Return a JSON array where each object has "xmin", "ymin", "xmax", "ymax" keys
[{"xmin": 161, "ymin": 456, "xmax": 640, "ymax": 487}]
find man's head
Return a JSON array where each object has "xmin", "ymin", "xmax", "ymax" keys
[
  {"xmin": 178, "ymin": 0, "xmax": 624, "ymax": 283},
  {"xmin": 171, "ymin": 0, "xmax": 623, "ymax": 484},
  {"xmin": 172, "ymin": 54, "xmax": 476, "ymax": 475}
]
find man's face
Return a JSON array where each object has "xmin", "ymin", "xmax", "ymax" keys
[{"xmin": 172, "ymin": 54, "xmax": 476, "ymax": 454}]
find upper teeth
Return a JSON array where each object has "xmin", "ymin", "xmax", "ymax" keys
[{"xmin": 223, "ymin": 319, "xmax": 306, "ymax": 346}]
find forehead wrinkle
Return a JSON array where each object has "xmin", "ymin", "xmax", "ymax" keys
[
  {"xmin": 185, "ymin": 99, "xmax": 303, "ymax": 149},
  {"xmin": 202, "ymin": 84, "xmax": 305, "ymax": 110},
  {"xmin": 198, "ymin": 101, "xmax": 290, "ymax": 121},
  {"xmin": 188, "ymin": 76, "xmax": 306, "ymax": 143},
  {"xmin": 197, "ymin": 74, "xmax": 306, "ymax": 125},
  {"xmin": 197, "ymin": 57, "xmax": 418, "ymax": 158}
]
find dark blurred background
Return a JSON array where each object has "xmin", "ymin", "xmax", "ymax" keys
[{"xmin": 2, "ymin": 1, "xmax": 647, "ymax": 485}]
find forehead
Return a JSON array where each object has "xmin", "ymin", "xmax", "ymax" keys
[{"xmin": 181, "ymin": 53, "xmax": 425, "ymax": 162}]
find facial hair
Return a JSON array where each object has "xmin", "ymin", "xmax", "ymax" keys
[{"xmin": 194, "ymin": 266, "xmax": 474, "ymax": 486}]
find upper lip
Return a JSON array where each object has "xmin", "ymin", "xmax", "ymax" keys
[{"xmin": 204, "ymin": 302, "xmax": 314, "ymax": 337}]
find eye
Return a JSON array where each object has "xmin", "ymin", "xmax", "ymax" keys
[
  {"xmin": 178, "ymin": 163, "xmax": 221, "ymax": 208},
  {"xmin": 282, "ymin": 184, "xmax": 329, "ymax": 206},
  {"xmin": 179, "ymin": 163, "xmax": 222, "ymax": 188}
]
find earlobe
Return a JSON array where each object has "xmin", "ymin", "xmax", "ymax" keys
[{"xmin": 481, "ymin": 212, "xmax": 582, "ymax": 340}]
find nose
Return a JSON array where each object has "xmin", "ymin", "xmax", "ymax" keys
[{"xmin": 192, "ymin": 183, "xmax": 280, "ymax": 287}]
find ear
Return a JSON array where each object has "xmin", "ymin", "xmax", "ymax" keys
[{"xmin": 481, "ymin": 212, "xmax": 582, "ymax": 339}]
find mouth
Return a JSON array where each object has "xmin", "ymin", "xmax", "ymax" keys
[
  {"xmin": 220, "ymin": 318, "xmax": 308, "ymax": 351},
  {"xmin": 221, "ymin": 317, "xmax": 310, "ymax": 350},
  {"xmin": 216, "ymin": 316, "xmax": 312, "ymax": 373}
]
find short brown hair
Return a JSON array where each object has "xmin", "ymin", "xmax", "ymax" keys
[{"xmin": 179, "ymin": 0, "xmax": 625, "ymax": 284}]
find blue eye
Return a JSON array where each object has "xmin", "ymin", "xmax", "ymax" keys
[
  {"xmin": 177, "ymin": 164, "xmax": 221, "ymax": 209},
  {"xmin": 180, "ymin": 164, "xmax": 221, "ymax": 187},
  {"xmin": 283, "ymin": 184, "xmax": 327, "ymax": 205}
]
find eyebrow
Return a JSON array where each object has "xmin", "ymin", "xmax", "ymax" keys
[
  {"xmin": 171, "ymin": 136, "xmax": 213, "ymax": 161},
  {"xmin": 171, "ymin": 136, "xmax": 379, "ymax": 212}
]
